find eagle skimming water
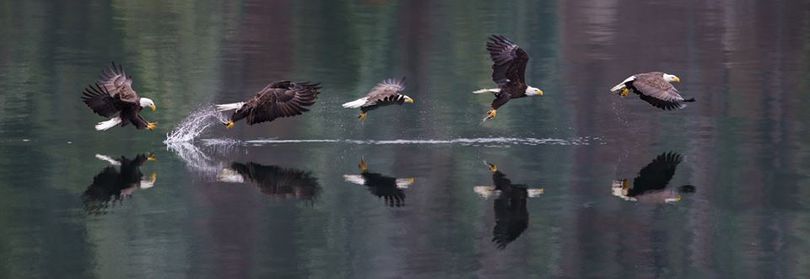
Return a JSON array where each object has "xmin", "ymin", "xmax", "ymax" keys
[
  {"xmin": 610, "ymin": 72, "xmax": 695, "ymax": 110},
  {"xmin": 215, "ymin": 81, "xmax": 321, "ymax": 128},
  {"xmin": 341, "ymin": 78, "xmax": 414, "ymax": 122}
]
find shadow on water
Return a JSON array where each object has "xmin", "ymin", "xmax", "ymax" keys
[
  {"xmin": 216, "ymin": 161, "xmax": 321, "ymax": 202},
  {"xmin": 474, "ymin": 162, "xmax": 544, "ymax": 249},
  {"xmin": 611, "ymin": 152, "xmax": 696, "ymax": 204},
  {"xmin": 82, "ymin": 153, "xmax": 157, "ymax": 215},
  {"xmin": 342, "ymin": 158, "xmax": 415, "ymax": 207}
]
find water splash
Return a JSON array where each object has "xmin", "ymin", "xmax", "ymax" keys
[
  {"xmin": 166, "ymin": 141, "xmax": 238, "ymax": 180},
  {"xmin": 164, "ymin": 105, "xmax": 228, "ymax": 143}
]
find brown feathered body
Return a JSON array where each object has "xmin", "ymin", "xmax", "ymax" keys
[{"xmin": 228, "ymin": 81, "xmax": 321, "ymax": 125}]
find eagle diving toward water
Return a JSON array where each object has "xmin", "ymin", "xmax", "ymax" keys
[
  {"xmin": 611, "ymin": 152, "xmax": 696, "ymax": 203},
  {"xmin": 215, "ymin": 81, "xmax": 321, "ymax": 128},
  {"xmin": 343, "ymin": 158, "xmax": 415, "ymax": 207},
  {"xmin": 341, "ymin": 78, "xmax": 414, "ymax": 122},
  {"xmin": 473, "ymin": 162, "xmax": 544, "ymax": 249},
  {"xmin": 473, "ymin": 35, "xmax": 543, "ymax": 121},
  {"xmin": 610, "ymin": 72, "xmax": 695, "ymax": 110},
  {"xmin": 217, "ymin": 161, "xmax": 321, "ymax": 202},
  {"xmin": 81, "ymin": 62, "xmax": 157, "ymax": 131}
]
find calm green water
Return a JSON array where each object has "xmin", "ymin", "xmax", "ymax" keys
[{"xmin": 1, "ymin": 0, "xmax": 810, "ymax": 278}]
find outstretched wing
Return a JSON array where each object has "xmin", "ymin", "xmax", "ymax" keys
[
  {"xmin": 366, "ymin": 77, "xmax": 406, "ymax": 103},
  {"xmin": 98, "ymin": 62, "xmax": 139, "ymax": 103},
  {"xmin": 632, "ymin": 74, "xmax": 688, "ymax": 110},
  {"xmin": 245, "ymin": 81, "xmax": 321, "ymax": 125},
  {"xmin": 487, "ymin": 35, "xmax": 529, "ymax": 88},
  {"xmin": 81, "ymin": 83, "xmax": 122, "ymax": 117},
  {"xmin": 629, "ymin": 152, "xmax": 682, "ymax": 196}
]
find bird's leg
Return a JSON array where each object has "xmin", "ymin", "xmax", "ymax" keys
[
  {"xmin": 146, "ymin": 153, "xmax": 157, "ymax": 161},
  {"xmin": 358, "ymin": 111, "xmax": 368, "ymax": 122},
  {"xmin": 358, "ymin": 158, "xmax": 368, "ymax": 173},
  {"xmin": 620, "ymin": 87, "xmax": 630, "ymax": 97},
  {"xmin": 146, "ymin": 122, "xmax": 158, "ymax": 131},
  {"xmin": 485, "ymin": 109, "xmax": 497, "ymax": 120},
  {"xmin": 487, "ymin": 162, "xmax": 498, "ymax": 173}
]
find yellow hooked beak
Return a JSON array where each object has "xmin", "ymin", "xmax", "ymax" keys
[
  {"xmin": 225, "ymin": 120, "xmax": 235, "ymax": 129},
  {"xmin": 403, "ymin": 96, "xmax": 415, "ymax": 104},
  {"xmin": 536, "ymin": 89, "xmax": 544, "ymax": 96},
  {"xmin": 149, "ymin": 104, "xmax": 157, "ymax": 112},
  {"xmin": 673, "ymin": 76, "xmax": 681, "ymax": 83}
]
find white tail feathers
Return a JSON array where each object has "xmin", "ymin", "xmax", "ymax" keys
[
  {"xmin": 473, "ymin": 88, "xmax": 500, "ymax": 94},
  {"xmin": 217, "ymin": 168, "xmax": 245, "ymax": 183},
  {"xmin": 95, "ymin": 117, "xmax": 122, "ymax": 131},
  {"xmin": 610, "ymin": 76, "xmax": 636, "ymax": 92},
  {"xmin": 342, "ymin": 97, "xmax": 368, "ymax": 109},
  {"xmin": 343, "ymin": 174, "xmax": 366, "ymax": 185},
  {"xmin": 215, "ymin": 102, "xmax": 245, "ymax": 112}
]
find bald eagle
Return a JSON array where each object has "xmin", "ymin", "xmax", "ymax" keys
[
  {"xmin": 473, "ymin": 162, "xmax": 543, "ymax": 249},
  {"xmin": 473, "ymin": 35, "xmax": 544, "ymax": 121},
  {"xmin": 216, "ymin": 161, "xmax": 320, "ymax": 201},
  {"xmin": 341, "ymin": 78, "xmax": 414, "ymax": 121},
  {"xmin": 610, "ymin": 72, "xmax": 695, "ymax": 110},
  {"xmin": 81, "ymin": 62, "xmax": 157, "ymax": 131},
  {"xmin": 82, "ymin": 153, "xmax": 157, "ymax": 214},
  {"xmin": 611, "ymin": 152, "xmax": 696, "ymax": 203},
  {"xmin": 215, "ymin": 81, "xmax": 321, "ymax": 128},
  {"xmin": 342, "ymin": 158, "xmax": 415, "ymax": 207}
]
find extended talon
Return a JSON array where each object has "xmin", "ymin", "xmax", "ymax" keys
[
  {"xmin": 146, "ymin": 153, "xmax": 157, "ymax": 161},
  {"xmin": 620, "ymin": 87, "xmax": 630, "ymax": 97},
  {"xmin": 149, "ymin": 172, "xmax": 157, "ymax": 184},
  {"xmin": 485, "ymin": 109, "xmax": 497, "ymax": 120},
  {"xmin": 486, "ymin": 162, "xmax": 498, "ymax": 173},
  {"xmin": 358, "ymin": 112, "xmax": 368, "ymax": 122},
  {"xmin": 224, "ymin": 120, "xmax": 235, "ymax": 129},
  {"xmin": 146, "ymin": 122, "xmax": 158, "ymax": 131},
  {"xmin": 358, "ymin": 159, "xmax": 368, "ymax": 173}
]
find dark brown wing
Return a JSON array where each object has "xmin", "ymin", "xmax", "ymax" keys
[
  {"xmin": 98, "ymin": 62, "xmax": 139, "ymax": 103},
  {"xmin": 366, "ymin": 78, "xmax": 406, "ymax": 103},
  {"xmin": 81, "ymin": 83, "xmax": 122, "ymax": 118},
  {"xmin": 628, "ymin": 152, "xmax": 682, "ymax": 197},
  {"xmin": 631, "ymin": 73, "xmax": 688, "ymax": 110},
  {"xmin": 245, "ymin": 81, "xmax": 321, "ymax": 125},
  {"xmin": 487, "ymin": 35, "xmax": 529, "ymax": 90}
]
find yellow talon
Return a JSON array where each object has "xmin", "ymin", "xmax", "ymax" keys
[
  {"xmin": 146, "ymin": 153, "xmax": 157, "ymax": 161},
  {"xmin": 358, "ymin": 158, "xmax": 368, "ymax": 173},
  {"xmin": 487, "ymin": 162, "xmax": 498, "ymax": 173},
  {"xmin": 358, "ymin": 112, "xmax": 368, "ymax": 122},
  {"xmin": 485, "ymin": 109, "xmax": 497, "ymax": 120},
  {"xmin": 146, "ymin": 122, "xmax": 157, "ymax": 131},
  {"xmin": 149, "ymin": 172, "xmax": 157, "ymax": 184},
  {"xmin": 225, "ymin": 120, "xmax": 235, "ymax": 129},
  {"xmin": 620, "ymin": 88, "xmax": 630, "ymax": 97}
]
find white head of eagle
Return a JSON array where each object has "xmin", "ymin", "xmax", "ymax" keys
[
  {"xmin": 524, "ymin": 86, "xmax": 544, "ymax": 96},
  {"xmin": 139, "ymin": 98, "xmax": 157, "ymax": 112},
  {"xmin": 663, "ymin": 73, "xmax": 681, "ymax": 83}
]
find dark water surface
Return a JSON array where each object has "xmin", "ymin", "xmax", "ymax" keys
[{"xmin": 1, "ymin": 0, "xmax": 810, "ymax": 278}]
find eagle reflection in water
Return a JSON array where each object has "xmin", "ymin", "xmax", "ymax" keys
[
  {"xmin": 343, "ymin": 158, "xmax": 415, "ymax": 207},
  {"xmin": 217, "ymin": 162, "xmax": 320, "ymax": 202},
  {"xmin": 82, "ymin": 153, "xmax": 157, "ymax": 214},
  {"xmin": 474, "ymin": 162, "xmax": 544, "ymax": 249},
  {"xmin": 612, "ymin": 152, "xmax": 696, "ymax": 203}
]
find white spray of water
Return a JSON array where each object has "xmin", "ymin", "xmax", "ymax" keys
[
  {"xmin": 164, "ymin": 105, "xmax": 229, "ymax": 143},
  {"xmin": 196, "ymin": 136, "xmax": 603, "ymax": 147},
  {"xmin": 166, "ymin": 141, "xmax": 239, "ymax": 180}
]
